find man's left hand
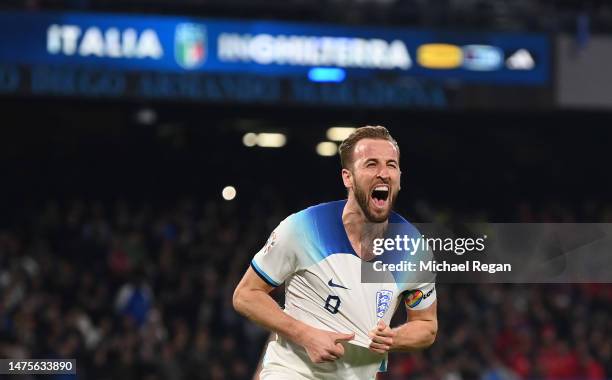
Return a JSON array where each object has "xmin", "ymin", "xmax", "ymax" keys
[{"xmin": 368, "ymin": 319, "xmax": 396, "ymax": 354}]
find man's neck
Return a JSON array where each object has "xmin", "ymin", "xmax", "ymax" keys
[{"xmin": 342, "ymin": 195, "xmax": 388, "ymax": 259}]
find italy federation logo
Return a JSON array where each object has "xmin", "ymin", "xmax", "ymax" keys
[
  {"xmin": 376, "ymin": 290, "xmax": 393, "ymax": 319},
  {"xmin": 175, "ymin": 23, "xmax": 206, "ymax": 69}
]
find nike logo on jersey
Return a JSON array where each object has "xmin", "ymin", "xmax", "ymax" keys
[{"xmin": 328, "ymin": 279, "xmax": 349, "ymax": 290}]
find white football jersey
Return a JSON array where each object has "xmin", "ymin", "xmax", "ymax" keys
[{"xmin": 252, "ymin": 200, "xmax": 436, "ymax": 380}]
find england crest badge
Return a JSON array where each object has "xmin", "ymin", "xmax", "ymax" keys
[{"xmin": 376, "ymin": 290, "xmax": 393, "ymax": 319}]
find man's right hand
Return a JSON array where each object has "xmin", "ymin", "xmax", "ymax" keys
[
  {"xmin": 233, "ymin": 269, "xmax": 354, "ymax": 364},
  {"xmin": 298, "ymin": 326, "xmax": 355, "ymax": 363}
]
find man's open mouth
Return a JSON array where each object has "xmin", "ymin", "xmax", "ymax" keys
[{"xmin": 370, "ymin": 185, "xmax": 389, "ymax": 209}]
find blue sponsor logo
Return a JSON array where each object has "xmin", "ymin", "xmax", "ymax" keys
[
  {"xmin": 376, "ymin": 290, "xmax": 393, "ymax": 319},
  {"xmin": 462, "ymin": 45, "xmax": 503, "ymax": 71}
]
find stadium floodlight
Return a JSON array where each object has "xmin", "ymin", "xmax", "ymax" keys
[
  {"xmin": 222, "ymin": 186, "xmax": 237, "ymax": 201},
  {"xmin": 135, "ymin": 107, "xmax": 157, "ymax": 125},
  {"xmin": 316, "ymin": 141, "xmax": 338, "ymax": 157},
  {"xmin": 242, "ymin": 132, "xmax": 258, "ymax": 147},
  {"xmin": 256, "ymin": 133, "xmax": 286, "ymax": 148},
  {"xmin": 326, "ymin": 127, "xmax": 356, "ymax": 142}
]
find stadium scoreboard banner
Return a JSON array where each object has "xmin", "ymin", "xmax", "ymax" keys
[{"xmin": 0, "ymin": 11, "xmax": 551, "ymax": 108}]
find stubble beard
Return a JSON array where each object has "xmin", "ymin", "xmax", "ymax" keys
[{"xmin": 353, "ymin": 178, "xmax": 397, "ymax": 224}]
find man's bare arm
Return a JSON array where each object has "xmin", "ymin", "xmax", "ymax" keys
[
  {"xmin": 233, "ymin": 267, "xmax": 354, "ymax": 363},
  {"xmin": 391, "ymin": 300, "xmax": 437, "ymax": 351},
  {"xmin": 233, "ymin": 267, "xmax": 306, "ymax": 343}
]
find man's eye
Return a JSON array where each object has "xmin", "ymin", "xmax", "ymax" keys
[
  {"xmin": 388, "ymin": 163, "xmax": 397, "ymax": 169},
  {"xmin": 367, "ymin": 162, "xmax": 376, "ymax": 167}
]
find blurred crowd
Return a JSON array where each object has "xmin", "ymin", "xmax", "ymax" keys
[
  {"xmin": 384, "ymin": 283, "xmax": 611, "ymax": 380},
  {"xmin": 0, "ymin": 198, "xmax": 610, "ymax": 380}
]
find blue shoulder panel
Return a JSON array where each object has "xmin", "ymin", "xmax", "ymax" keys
[
  {"xmin": 293, "ymin": 200, "xmax": 356, "ymax": 263},
  {"xmin": 383, "ymin": 211, "xmax": 427, "ymax": 284},
  {"xmin": 293, "ymin": 200, "xmax": 420, "ymax": 270}
]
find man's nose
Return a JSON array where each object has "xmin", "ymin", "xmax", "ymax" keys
[{"xmin": 377, "ymin": 166, "xmax": 390, "ymax": 180}]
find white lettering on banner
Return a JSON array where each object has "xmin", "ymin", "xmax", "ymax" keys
[
  {"xmin": 47, "ymin": 24, "xmax": 163, "ymax": 59},
  {"xmin": 79, "ymin": 27, "xmax": 104, "ymax": 57},
  {"xmin": 218, "ymin": 33, "xmax": 411, "ymax": 70}
]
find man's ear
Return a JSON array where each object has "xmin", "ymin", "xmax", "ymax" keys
[
  {"xmin": 341, "ymin": 168, "xmax": 352, "ymax": 189},
  {"xmin": 398, "ymin": 169, "xmax": 402, "ymax": 191}
]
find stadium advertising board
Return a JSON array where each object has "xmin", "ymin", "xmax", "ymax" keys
[{"xmin": 0, "ymin": 11, "xmax": 550, "ymax": 108}]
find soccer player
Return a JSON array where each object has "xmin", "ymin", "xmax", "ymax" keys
[{"xmin": 233, "ymin": 126, "xmax": 437, "ymax": 379}]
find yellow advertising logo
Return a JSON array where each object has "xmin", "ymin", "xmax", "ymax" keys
[{"xmin": 417, "ymin": 44, "xmax": 463, "ymax": 69}]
